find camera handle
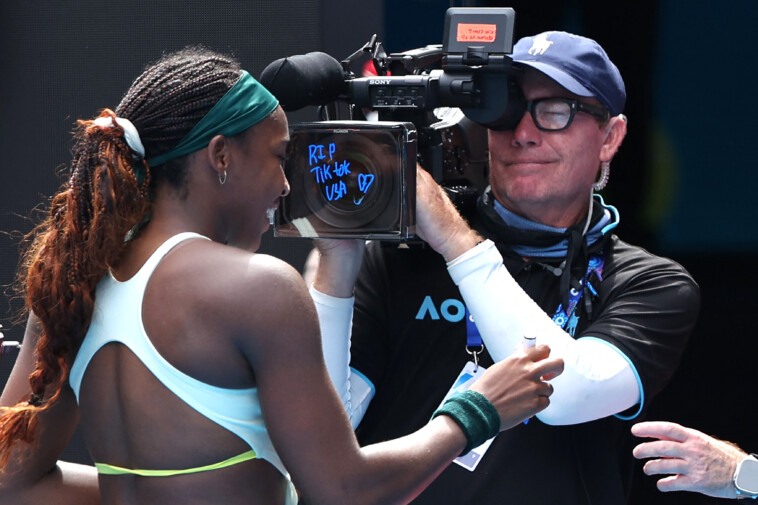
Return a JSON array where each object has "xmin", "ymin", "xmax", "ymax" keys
[{"xmin": 341, "ymin": 34, "xmax": 389, "ymax": 77}]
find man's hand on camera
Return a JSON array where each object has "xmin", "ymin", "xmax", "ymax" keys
[
  {"xmin": 415, "ymin": 166, "xmax": 482, "ymax": 262},
  {"xmin": 310, "ymin": 239, "xmax": 366, "ymax": 298}
]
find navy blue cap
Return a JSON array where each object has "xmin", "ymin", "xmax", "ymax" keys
[{"xmin": 512, "ymin": 31, "xmax": 626, "ymax": 116}]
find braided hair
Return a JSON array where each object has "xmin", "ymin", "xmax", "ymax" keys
[{"xmin": 0, "ymin": 46, "xmax": 242, "ymax": 467}]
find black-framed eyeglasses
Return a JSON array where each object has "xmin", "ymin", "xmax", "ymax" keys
[{"xmin": 524, "ymin": 97, "xmax": 610, "ymax": 131}]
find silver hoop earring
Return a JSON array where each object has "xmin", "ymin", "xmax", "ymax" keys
[
  {"xmin": 593, "ymin": 162, "xmax": 610, "ymax": 191},
  {"xmin": 218, "ymin": 170, "xmax": 227, "ymax": 185}
]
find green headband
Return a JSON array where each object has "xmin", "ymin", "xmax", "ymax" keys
[{"xmin": 146, "ymin": 70, "xmax": 279, "ymax": 166}]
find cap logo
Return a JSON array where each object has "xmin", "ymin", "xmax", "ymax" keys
[{"xmin": 528, "ymin": 33, "xmax": 554, "ymax": 56}]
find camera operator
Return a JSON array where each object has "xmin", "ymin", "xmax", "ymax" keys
[{"xmin": 311, "ymin": 31, "xmax": 700, "ymax": 504}]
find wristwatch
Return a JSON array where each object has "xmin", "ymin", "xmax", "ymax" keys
[{"xmin": 734, "ymin": 454, "xmax": 758, "ymax": 499}]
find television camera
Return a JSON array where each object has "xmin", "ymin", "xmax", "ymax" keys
[{"xmin": 260, "ymin": 7, "xmax": 523, "ymax": 240}]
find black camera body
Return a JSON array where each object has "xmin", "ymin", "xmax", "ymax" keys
[{"xmin": 266, "ymin": 7, "xmax": 519, "ymax": 240}]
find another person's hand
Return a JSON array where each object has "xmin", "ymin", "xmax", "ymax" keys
[
  {"xmin": 470, "ymin": 344, "xmax": 563, "ymax": 431},
  {"xmin": 415, "ymin": 166, "xmax": 481, "ymax": 261},
  {"xmin": 632, "ymin": 421, "xmax": 748, "ymax": 499},
  {"xmin": 309, "ymin": 238, "xmax": 365, "ymax": 298}
]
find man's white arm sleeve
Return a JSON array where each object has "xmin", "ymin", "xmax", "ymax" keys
[
  {"xmin": 447, "ymin": 240, "xmax": 641, "ymax": 425},
  {"xmin": 309, "ymin": 287, "xmax": 375, "ymax": 430}
]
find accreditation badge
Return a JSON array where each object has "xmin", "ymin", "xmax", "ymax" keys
[{"xmin": 437, "ymin": 361, "xmax": 496, "ymax": 471}]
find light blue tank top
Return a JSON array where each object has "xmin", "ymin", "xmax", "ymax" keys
[{"xmin": 69, "ymin": 232, "xmax": 297, "ymax": 504}]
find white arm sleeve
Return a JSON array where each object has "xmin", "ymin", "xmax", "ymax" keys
[
  {"xmin": 309, "ymin": 287, "xmax": 375, "ymax": 429},
  {"xmin": 447, "ymin": 240, "xmax": 642, "ymax": 425}
]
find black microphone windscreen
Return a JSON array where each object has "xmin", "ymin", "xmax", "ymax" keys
[{"xmin": 260, "ymin": 52, "xmax": 346, "ymax": 111}]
